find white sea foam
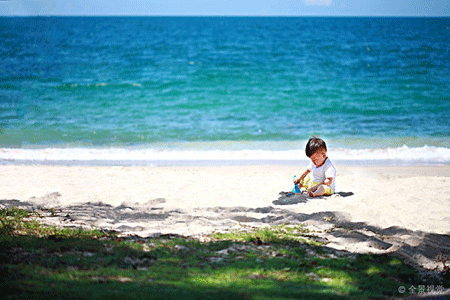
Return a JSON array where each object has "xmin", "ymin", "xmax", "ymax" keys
[{"xmin": 1, "ymin": 145, "xmax": 450, "ymax": 165}]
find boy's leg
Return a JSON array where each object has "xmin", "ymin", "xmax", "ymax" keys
[
  {"xmin": 309, "ymin": 185, "xmax": 325, "ymax": 197},
  {"xmin": 299, "ymin": 176, "xmax": 311, "ymax": 192},
  {"xmin": 309, "ymin": 184, "xmax": 332, "ymax": 197}
]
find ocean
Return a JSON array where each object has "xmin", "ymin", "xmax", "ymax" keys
[{"xmin": 1, "ymin": 16, "xmax": 449, "ymax": 165}]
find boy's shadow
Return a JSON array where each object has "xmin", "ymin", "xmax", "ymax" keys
[{"xmin": 272, "ymin": 191, "xmax": 354, "ymax": 206}]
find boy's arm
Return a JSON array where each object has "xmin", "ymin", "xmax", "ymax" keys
[
  {"xmin": 309, "ymin": 177, "xmax": 333, "ymax": 192},
  {"xmin": 294, "ymin": 170, "xmax": 310, "ymax": 184},
  {"xmin": 323, "ymin": 177, "xmax": 333, "ymax": 186}
]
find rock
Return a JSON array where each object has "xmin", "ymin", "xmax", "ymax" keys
[{"xmin": 306, "ymin": 272, "xmax": 320, "ymax": 281}]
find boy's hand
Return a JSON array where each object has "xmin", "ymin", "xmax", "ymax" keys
[{"xmin": 294, "ymin": 179, "xmax": 304, "ymax": 189}]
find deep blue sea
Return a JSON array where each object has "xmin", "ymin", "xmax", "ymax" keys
[{"xmin": 1, "ymin": 17, "xmax": 449, "ymax": 165}]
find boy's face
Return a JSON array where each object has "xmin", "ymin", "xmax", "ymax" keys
[{"xmin": 310, "ymin": 149, "xmax": 327, "ymax": 167}]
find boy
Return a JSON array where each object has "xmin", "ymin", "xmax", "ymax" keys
[{"xmin": 293, "ymin": 137, "xmax": 336, "ymax": 197}]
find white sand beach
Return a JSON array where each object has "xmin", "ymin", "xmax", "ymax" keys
[{"xmin": 1, "ymin": 164, "xmax": 450, "ymax": 277}]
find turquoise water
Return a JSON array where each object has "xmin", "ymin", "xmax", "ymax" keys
[{"xmin": 1, "ymin": 17, "xmax": 449, "ymax": 164}]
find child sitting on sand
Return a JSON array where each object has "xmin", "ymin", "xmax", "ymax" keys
[{"xmin": 293, "ymin": 137, "xmax": 336, "ymax": 197}]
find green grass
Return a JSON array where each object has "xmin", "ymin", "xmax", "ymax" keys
[{"xmin": 0, "ymin": 207, "xmax": 423, "ymax": 299}]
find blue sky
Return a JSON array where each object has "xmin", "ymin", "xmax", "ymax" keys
[{"xmin": 1, "ymin": 0, "xmax": 449, "ymax": 16}]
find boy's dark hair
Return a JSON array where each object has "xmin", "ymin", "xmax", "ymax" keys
[{"xmin": 305, "ymin": 137, "xmax": 327, "ymax": 157}]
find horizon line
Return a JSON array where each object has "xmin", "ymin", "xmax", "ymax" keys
[{"xmin": 1, "ymin": 14, "xmax": 449, "ymax": 18}]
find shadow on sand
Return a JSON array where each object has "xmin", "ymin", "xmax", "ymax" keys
[
  {"xmin": 272, "ymin": 191, "xmax": 354, "ymax": 206},
  {"xmin": 1, "ymin": 196, "xmax": 449, "ymax": 296}
]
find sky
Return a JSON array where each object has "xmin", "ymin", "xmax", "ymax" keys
[{"xmin": 0, "ymin": 0, "xmax": 449, "ymax": 17}]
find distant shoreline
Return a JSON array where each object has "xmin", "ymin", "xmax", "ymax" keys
[
  {"xmin": 1, "ymin": 15, "xmax": 449, "ymax": 18},
  {"xmin": 1, "ymin": 144, "xmax": 449, "ymax": 166},
  {"xmin": 2, "ymin": 159, "xmax": 450, "ymax": 167}
]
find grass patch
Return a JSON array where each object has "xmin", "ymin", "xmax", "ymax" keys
[{"xmin": 0, "ymin": 207, "xmax": 425, "ymax": 299}]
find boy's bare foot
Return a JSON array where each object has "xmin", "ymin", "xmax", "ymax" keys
[{"xmin": 309, "ymin": 185, "xmax": 325, "ymax": 197}]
